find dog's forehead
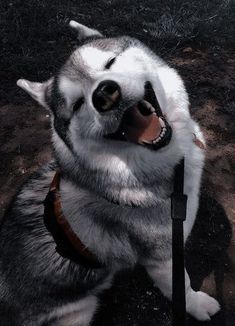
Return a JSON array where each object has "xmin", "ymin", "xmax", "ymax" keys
[
  {"xmin": 59, "ymin": 37, "xmax": 137, "ymax": 82},
  {"xmin": 78, "ymin": 46, "xmax": 113, "ymax": 71},
  {"xmin": 84, "ymin": 36, "xmax": 135, "ymax": 52},
  {"xmin": 76, "ymin": 37, "xmax": 133, "ymax": 66},
  {"xmin": 57, "ymin": 36, "xmax": 147, "ymax": 99},
  {"xmin": 65, "ymin": 36, "xmax": 143, "ymax": 75}
]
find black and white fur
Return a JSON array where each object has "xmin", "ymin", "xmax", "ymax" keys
[{"xmin": 0, "ymin": 21, "xmax": 220, "ymax": 325}]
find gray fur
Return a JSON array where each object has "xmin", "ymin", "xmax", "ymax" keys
[{"xmin": 1, "ymin": 26, "xmax": 220, "ymax": 325}]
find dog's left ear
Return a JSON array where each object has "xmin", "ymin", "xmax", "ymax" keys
[
  {"xmin": 17, "ymin": 78, "xmax": 53, "ymax": 109},
  {"xmin": 69, "ymin": 20, "xmax": 103, "ymax": 41}
]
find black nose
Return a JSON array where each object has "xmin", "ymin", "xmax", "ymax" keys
[{"xmin": 92, "ymin": 80, "xmax": 121, "ymax": 112}]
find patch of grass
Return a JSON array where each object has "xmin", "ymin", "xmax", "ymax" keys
[
  {"xmin": 0, "ymin": 0, "xmax": 234, "ymax": 105},
  {"xmin": 144, "ymin": 0, "xmax": 234, "ymax": 43}
]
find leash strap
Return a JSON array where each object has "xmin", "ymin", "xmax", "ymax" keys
[{"xmin": 171, "ymin": 158, "xmax": 187, "ymax": 326}]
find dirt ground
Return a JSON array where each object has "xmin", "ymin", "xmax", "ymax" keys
[{"xmin": 0, "ymin": 1, "xmax": 234, "ymax": 325}]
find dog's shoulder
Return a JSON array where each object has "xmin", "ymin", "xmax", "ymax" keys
[{"xmin": 1, "ymin": 161, "xmax": 57, "ymax": 229}]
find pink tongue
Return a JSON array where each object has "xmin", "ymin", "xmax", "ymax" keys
[{"xmin": 122, "ymin": 106, "xmax": 162, "ymax": 143}]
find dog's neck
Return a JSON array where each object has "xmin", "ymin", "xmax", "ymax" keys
[
  {"xmin": 55, "ymin": 132, "xmax": 183, "ymax": 205},
  {"xmin": 57, "ymin": 154, "xmax": 177, "ymax": 210}
]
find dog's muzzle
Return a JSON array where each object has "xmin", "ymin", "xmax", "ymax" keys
[
  {"xmin": 92, "ymin": 80, "xmax": 121, "ymax": 112},
  {"xmin": 105, "ymin": 82, "xmax": 172, "ymax": 151}
]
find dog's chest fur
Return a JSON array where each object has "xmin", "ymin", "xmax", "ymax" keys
[{"xmin": 60, "ymin": 174, "xmax": 173, "ymax": 266}]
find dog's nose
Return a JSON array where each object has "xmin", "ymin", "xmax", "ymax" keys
[{"xmin": 92, "ymin": 80, "xmax": 121, "ymax": 112}]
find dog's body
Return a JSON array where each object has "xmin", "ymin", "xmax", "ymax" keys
[{"xmin": 0, "ymin": 22, "xmax": 220, "ymax": 325}]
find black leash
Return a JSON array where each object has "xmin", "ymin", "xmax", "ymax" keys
[{"xmin": 171, "ymin": 158, "xmax": 187, "ymax": 326}]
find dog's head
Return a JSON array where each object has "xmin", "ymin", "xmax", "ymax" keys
[{"xmin": 17, "ymin": 21, "xmax": 190, "ymax": 178}]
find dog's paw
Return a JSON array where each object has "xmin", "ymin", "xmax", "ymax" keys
[{"xmin": 187, "ymin": 291, "xmax": 220, "ymax": 321}]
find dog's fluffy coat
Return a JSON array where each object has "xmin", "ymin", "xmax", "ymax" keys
[{"xmin": 0, "ymin": 21, "xmax": 220, "ymax": 325}]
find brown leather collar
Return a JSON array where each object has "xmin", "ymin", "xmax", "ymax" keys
[{"xmin": 43, "ymin": 171, "xmax": 101, "ymax": 268}]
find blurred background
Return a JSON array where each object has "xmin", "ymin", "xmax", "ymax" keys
[{"xmin": 0, "ymin": 1, "xmax": 234, "ymax": 325}]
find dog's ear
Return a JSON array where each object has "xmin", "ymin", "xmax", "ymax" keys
[
  {"xmin": 69, "ymin": 20, "xmax": 103, "ymax": 41},
  {"xmin": 17, "ymin": 78, "xmax": 53, "ymax": 109}
]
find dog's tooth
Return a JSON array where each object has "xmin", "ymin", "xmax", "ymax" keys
[
  {"xmin": 141, "ymin": 100, "xmax": 151, "ymax": 108},
  {"xmin": 159, "ymin": 117, "xmax": 166, "ymax": 128},
  {"xmin": 153, "ymin": 137, "xmax": 161, "ymax": 143},
  {"xmin": 141, "ymin": 100, "xmax": 155, "ymax": 113},
  {"xmin": 160, "ymin": 130, "xmax": 166, "ymax": 137},
  {"xmin": 142, "ymin": 139, "xmax": 152, "ymax": 145},
  {"xmin": 161, "ymin": 128, "xmax": 166, "ymax": 136}
]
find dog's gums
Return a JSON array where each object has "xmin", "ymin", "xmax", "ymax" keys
[{"xmin": 106, "ymin": 82, "xmax": 172, "ymax": 150}]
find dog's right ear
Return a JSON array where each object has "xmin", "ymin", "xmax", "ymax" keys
[
  {"xmin": 16, "ymin": 78, "xmax": 53, "ymax": 109},
  {"xmin": 69, "ymin": 20, "xmax": 103, "ymax": 41}
]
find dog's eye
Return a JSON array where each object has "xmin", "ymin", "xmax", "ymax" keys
[
  {"xmin": 105, "ymin": 57, "xmax": 116, "ymax": 70},
  {"xmin": 73, "ymin": 97, "xmax": 84, "ymax": 112}
]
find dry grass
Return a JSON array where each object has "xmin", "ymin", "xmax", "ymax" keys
[
  {"xmin": 144, "ymin": 0, "xmax": 233, "ymax": 41},
  {"xmin": 0, "ymin": 0, "xmax": 234, "ymax": 105}
]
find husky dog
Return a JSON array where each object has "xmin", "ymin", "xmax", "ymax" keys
[{"xmin": 0, "ymin": 21, "xmax": 220, "ymax": 325}]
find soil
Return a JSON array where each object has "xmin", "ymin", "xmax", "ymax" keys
[{"xmin": 0, "ymin": 1, "xmax": 234, "ymax": 325}]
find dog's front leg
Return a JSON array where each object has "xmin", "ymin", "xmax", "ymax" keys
[{"xmin": 145, "ymin": 259, "xmax": 220, "ymax": 321}]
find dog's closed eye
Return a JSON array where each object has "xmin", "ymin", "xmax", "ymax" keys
[
  {"xmin": 73, "ymin": 97, "xmax": 84, "ymax": 112},
  {"xmin": 105, "ymin": 57, "xmax": 116, "ymax": 70}
]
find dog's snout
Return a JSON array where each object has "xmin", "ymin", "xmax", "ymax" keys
[{"xmin": 92, "ymin": 80, "xmax": 121, "ymax": 112}]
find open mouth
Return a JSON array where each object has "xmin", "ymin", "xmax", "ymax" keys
[{"xmin": 106, "ymin": 82, "xmax": 172, "ymax": 150}]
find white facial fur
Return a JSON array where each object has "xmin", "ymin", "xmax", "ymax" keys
[
  {"xmin": 53, "ymin": 38, "xmax": 205, "ymax": 239},
  {"xmin": 17, "ymin": 34, "xmax": 206, "ymax": 239}
]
